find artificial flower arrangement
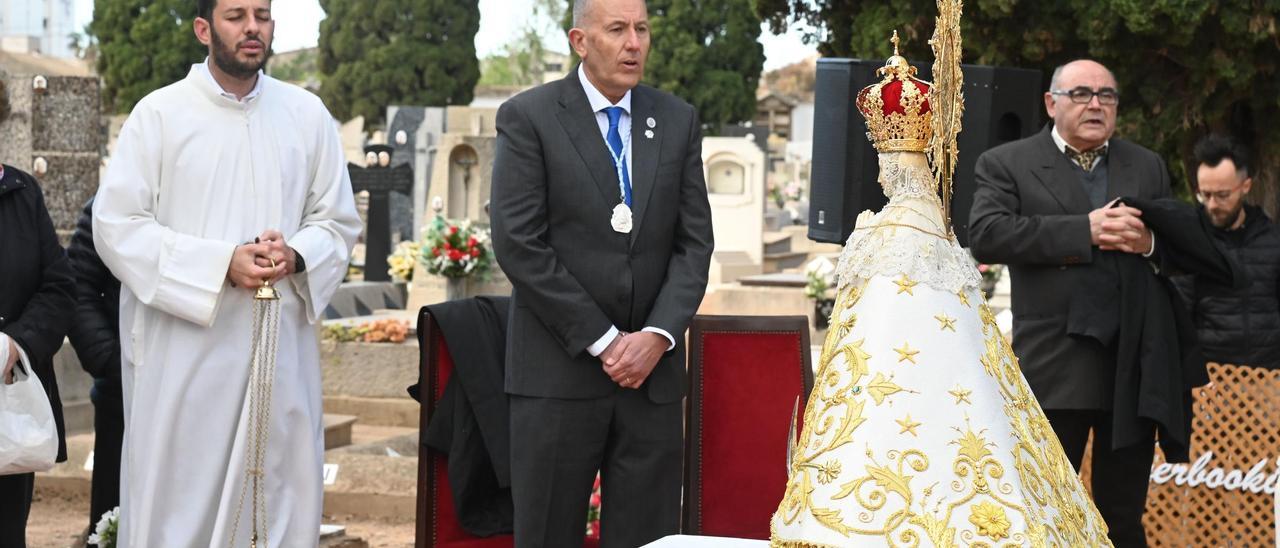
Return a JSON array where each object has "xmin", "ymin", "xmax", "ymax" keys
[{"xmin": 421, "ymin": 217, "xmax": 493, "ymax": 279}]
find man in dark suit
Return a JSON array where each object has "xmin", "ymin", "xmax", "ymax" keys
[
  {"xmin": 489, "ymin": 0, "xmax": 714, "ymax": 545},
  {"xmin": 969, "ymin": 59, "xmax": 1170, "ymax": 547}
]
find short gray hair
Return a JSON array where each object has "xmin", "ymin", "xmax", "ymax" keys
[
  {"xmin": 573, "ymin": 0, "xmax": 591, "ymax": 27},
  {"xmin": 1049, "ymin": 60, "xmax": 1119, "ymax": 93}
]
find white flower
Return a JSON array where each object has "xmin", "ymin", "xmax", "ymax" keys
[{"xmin": 805, "ymin": 257, "xmax": 836, "ymax": 279}]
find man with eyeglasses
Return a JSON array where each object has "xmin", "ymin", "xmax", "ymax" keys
[
  {"xmin": 1172, "ymin": 135, "xmax": 1280, "ymax": 370},
  {"xmin": 969, "ymin": 59, "xmax": 1173, "ymax": 547}
]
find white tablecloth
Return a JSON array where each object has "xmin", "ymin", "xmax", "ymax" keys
[{"xmin": 641, "ymin": 535, "xmax": 770, "ymax": 547}]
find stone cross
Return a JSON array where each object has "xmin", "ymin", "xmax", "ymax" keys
[{"xmin": 348, "ymin": 144, "xmax": 413, "ymax": 282}]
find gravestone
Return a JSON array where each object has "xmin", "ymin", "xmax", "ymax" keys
[
  {"xmin": 703, "ymin": 136, "xmax": 766, "ymax": 284},
  {"xmin": 385, "ymin": 105, "xmax": 447, "ymax": 240},
  {"xmin": 348, "ymin": 145, "xmax": 413, "ymax": 282},
  {"xmin": 0, "ymin": 72, "xmax": 102, "ymax": 243}
]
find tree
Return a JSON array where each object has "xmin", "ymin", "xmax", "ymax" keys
[
  {"xmin": 646, "ymin": 0, "xmax": 766, "ymax": 129},
  {"xmin": 559, "ymin": 0, "xmax": 765, "ymax": 130},
  {"xmin": 755, "ymin": 1, "xmax": 1280, "ymax": 210},
  {"xmin": 91, "ymin": 0, "xmax": 206, "ymax": 114},
  {"xmin": 318, "ymin": 0, "xmax": 481, "ymax": 127},
  {"xmin": 479, "ymin": 0, "xmax": 567, "ymax": 87}
]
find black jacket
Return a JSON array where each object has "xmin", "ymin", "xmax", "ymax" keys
[
  {"xmin": 969, "ymin": 125, "xmax": 1173, "ymax": 410},
  {"xmin": 414, "ymin": 296, "xmax": 514, "ymax": 536},
  {"xmin": 0, "ymin": 166, "xmax": 75, "ymax": 462},
  {"xmin": 1172, "ymin": 204, "xmax": 1280, "ymax": 369},
  {"xmin": 1066, "ymin": 197, "xmax": 1243, "ymax": 462},
  {"xmin": 66, "ymin": 197, "xmax": 124, "ymax": 403}
]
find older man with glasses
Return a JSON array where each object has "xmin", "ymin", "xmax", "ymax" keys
[
  {"xmin": 969, "ymin": 59, "xmax": 1176, "ymax": 547},
  {"xmin": 1173, "ymin": 135, "xmax": 1280, "ymax": 370}
]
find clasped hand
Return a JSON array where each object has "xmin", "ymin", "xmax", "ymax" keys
[
  {"xmin": 1089, "ymin": 200, "xmax": 1153, "ymax": 255},
  {"xmin": 601, "ymin": 331, "xmax": 667, "ymax": 389},
  {"xmin": 227, "ymin": 229, "xmax": 296, "ymax": 289}
]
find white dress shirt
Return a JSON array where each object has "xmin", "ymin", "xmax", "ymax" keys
[{"xmin": 577, "ymin": 65, "xmax": 675, "ymax": 356}]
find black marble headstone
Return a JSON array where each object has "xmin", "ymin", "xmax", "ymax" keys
[{"xmin": 349, "ymin": 145, "xmax": 413, "ymax": 282}]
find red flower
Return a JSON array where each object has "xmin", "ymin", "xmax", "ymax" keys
[
  {"xmin": 450, "ymin": 226, "xmax": 459, "ymax": 235},
  {"xmin": 447, "ymin": 249, "xmax": 464, "ymax": 261},
  {"xmin": 468, "ymin": 236, "xmax": 478, "ymax": 248},
  {"xmin": 978, "ymin": 264, "xmax": 990, "ymax": 273},
  {"xmin": 590, "ymin": 492, "xmax": 601, "ymax": 506},
  {"xmin": 431, "ymin": 248, "xmax": 440, "ymax": 257},
  {"xmin": 471, "ymin": 249, "xmax": 480, "ymax": 258},
  {"xmin": 593, "ymin": 476, "xmax": 601, "ymax": 489}
]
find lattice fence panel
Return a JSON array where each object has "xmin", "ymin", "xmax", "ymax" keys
[{"xmin": 1082, "ymin": 363, "xmax": 1279, "ymax": 546}]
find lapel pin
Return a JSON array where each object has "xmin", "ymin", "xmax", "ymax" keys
[
  {"xmin": 645, "ymin": 129, "xmax": 654, "ymax": 139},
  {"xmin": 646, "ymin": 117, "xmax": 656, "ymax": 129}
]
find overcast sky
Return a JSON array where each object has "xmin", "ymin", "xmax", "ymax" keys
[{"xmin": 74, "ymin": 0, "xmax": 817, "ymax": 71}]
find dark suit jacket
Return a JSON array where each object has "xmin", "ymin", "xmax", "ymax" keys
[
  {"xmin": 490, "ymin": 69, "xmax": 714, "ymax": 404},
  {"xmin": 968, "ymin": 125, "xmax": 1172, "ymax": 410}
]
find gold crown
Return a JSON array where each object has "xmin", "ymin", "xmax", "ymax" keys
[{"xmin": 856, "ymin": 31, "xmax": 933, "ymax": 153}]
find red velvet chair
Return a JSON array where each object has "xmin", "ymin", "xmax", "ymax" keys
[
  {"xmin": 415, "ymin": 308, "xmax": 600, "ymax": 548},
  {"xmin": 682, "ymin": 315, "xmax": 815, "ymax": 539}
]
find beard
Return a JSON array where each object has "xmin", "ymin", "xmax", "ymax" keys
[
  {"xmin": 210, "ymin": 26, "xmax": 270, "ymax": 79},
  {"xmin": 1209, "ymin": 201, "xmax": 1245, "ymax": 229}
]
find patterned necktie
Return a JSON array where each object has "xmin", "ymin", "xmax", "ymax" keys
[
  {"xmin": 603, "ymin": 106, "xmax": 632, "ymax": 207},
  {"xmin": 1066, "ymin": 145, "xmax": 1108, "ymax": 173}
]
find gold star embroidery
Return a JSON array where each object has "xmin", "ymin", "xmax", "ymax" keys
[
  {"xmin": 956, "ymin": 290, "xmax": 971, "ymax": 308},
  {"xmin": 895, "ymin": 274, "xmax": 918, "ymax": 295},
  {"xmin": 949, "ymin": 386, "xmax": 973, "ymax": 405},
  {"xmin": 894, "ymin": 342, "xmax": 920, "ymax": 364},
  {"xmin": 935, "ymin": 314, "xmax": 957, "ymax": 332},
  {"xmin": 896, "ymin": 414, "xmax": 922, "ymax": 436}
]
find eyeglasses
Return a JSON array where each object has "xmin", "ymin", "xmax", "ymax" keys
[
  {"xmin": 1197, "ymin": 187, "xmax": 1243, "ymax": 203},
  {"xmin": 1050, "ymin": 87, "xmax": 1120, "ymax": 105}
]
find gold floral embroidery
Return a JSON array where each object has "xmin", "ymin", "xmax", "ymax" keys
[
  {"xmin": 772, "ymin": 282, "xmax": 1112, "ymax": 547},
  {"xmin": 969, "ymin": 501, "xmax": 1012, "ymax": 540}
]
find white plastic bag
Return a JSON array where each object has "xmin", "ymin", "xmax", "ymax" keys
[{"xmin": 0, "ymin": 335, "xmax": 57, "ymax": 475}]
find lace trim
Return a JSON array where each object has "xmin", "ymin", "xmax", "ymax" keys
[
  {"xmin": 834, "ymin": 154, "xmax": 981, "ymax": 293},
  {"xmin": 878, "ymin": 153, "xmax": 937, "ymax": 200}
]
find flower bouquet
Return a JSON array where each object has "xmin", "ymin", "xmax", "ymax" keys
[
  {"xmin": 88, "ymin": 507, "xmax": 119, "ymax": 548},
  {"xmin": 387, "ymin": 240, "xmax": 421, "ymax": 282},
  {"xmin": 421, "ymin": 217, "xmax": 493, "ymax": 279}
]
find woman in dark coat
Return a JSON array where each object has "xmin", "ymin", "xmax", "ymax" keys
[{"xmin": 0, "ymin": 165, "xmax": 75, "ymax": 547}]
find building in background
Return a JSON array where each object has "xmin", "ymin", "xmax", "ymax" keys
[{"xmin": 0, "ymin": 0, "xmax": 75, "ymax": 59}]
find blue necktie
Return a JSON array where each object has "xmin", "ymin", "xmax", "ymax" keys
[{"xmin": 603, "ymin": 106, "xmax": 632, "ymax": 207}]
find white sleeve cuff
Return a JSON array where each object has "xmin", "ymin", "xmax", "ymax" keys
[
  {"xmin": 1143, "ymin": 232, "xmax": 1157, "ymax": 258},
  {"xmin": 642, "ymin": 327, "xmax": 676, "ymax": 351},
  {"xmin": 587, "ymin": 326, "xmax": 620, "ymax": 357}
]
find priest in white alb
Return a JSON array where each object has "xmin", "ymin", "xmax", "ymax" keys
[{"xmin": 92, "ymin": 0, "xmax": 361, "ymax": 546}]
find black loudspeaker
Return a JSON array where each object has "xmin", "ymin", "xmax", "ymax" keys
[{"xmin": 807, "ymin": 59, "xmax": 1043, "ymax": 247}]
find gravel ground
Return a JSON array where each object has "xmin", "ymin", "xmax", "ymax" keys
[{"xmin": 26, "ymin": 489, "xmax": 416, "ymax": 548}]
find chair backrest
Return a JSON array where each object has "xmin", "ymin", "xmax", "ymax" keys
[
  {"xmin": 682, "ymin": 315, "xmax": 815, "ymax": 539},
  {"xmin": 415, "ymin": 309, "xmax": 515, "ymax": 548},
  {"xmin": 415, "ymin": 306, "xmax": 599, "ymax": 548}
]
